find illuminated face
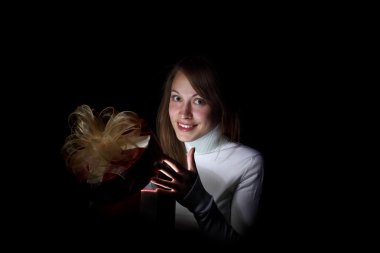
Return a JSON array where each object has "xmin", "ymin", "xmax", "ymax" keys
[{"xmin": 169, "ymin": 71, "xmax": 215, "ymax": 142}]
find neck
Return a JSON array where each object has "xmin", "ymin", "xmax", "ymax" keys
[{"xmin": 184, "ymin": 125, "xmax": 226, "ymax": 155}]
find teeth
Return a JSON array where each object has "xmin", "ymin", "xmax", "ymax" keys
[{"xmin": 179, "ymin": 123, "xmax": 193, "ymax": 128}]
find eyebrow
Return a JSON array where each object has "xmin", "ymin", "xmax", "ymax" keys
[{"xmin": 171, "ymin": 89, "xmax": 199, "ymax": 98}]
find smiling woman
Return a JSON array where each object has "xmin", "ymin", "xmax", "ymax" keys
[{"xmin": 145, "ymin": 55, "xmax": 264, "ymax": 243}]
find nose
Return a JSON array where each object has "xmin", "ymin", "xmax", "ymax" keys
[{"xmin": 180, "ymin": 102, "xmax": 192, "ymax": 119}]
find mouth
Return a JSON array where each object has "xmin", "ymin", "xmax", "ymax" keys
[{"xmin": 177, "ymin": 122, "xmax": 196, "ymax": 132}]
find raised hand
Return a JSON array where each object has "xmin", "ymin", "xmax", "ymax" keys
[{"xmin": 149, "ymin": 147, "xmax": 197, "ymax": 199}]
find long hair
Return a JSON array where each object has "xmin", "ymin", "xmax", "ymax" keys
[{"xmin": 156, "ymin": 56, "xmax": 240, "ymax": 166}]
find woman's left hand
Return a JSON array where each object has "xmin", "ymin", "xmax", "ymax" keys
[{"xmin": 150, "ymin": 147, "xmax": 197, "ymax": 199}]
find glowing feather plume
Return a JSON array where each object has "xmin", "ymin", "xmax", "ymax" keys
[{"xmin": 62, "ymin": 105, "xmax": 150, "ymax": 183}]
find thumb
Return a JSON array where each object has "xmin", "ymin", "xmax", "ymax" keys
[{"xmin": 187, "ymin": 147, "xmax": 196, "ymax": 172}]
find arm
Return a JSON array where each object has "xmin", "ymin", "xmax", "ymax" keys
[
  {"xmin": 151, "ymin": 148, "xmax": 264, "ymax": 241},
  {"xmin": 178, "ymin": 175, "xmax": 241, "ymax": 241},
  {"xmin": 180, "ymin": 154, "xmax": 263, "ymax": 240},
  {"xmin": 231, "ymin": 154, "xmax": 264, "ymax": 235}
]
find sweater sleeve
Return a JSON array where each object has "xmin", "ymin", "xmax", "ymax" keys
[
  {"xmin": 178, "ymin": 176, "xmax": 241, "ymax": 241},
  {"xmin": 231, "ymin": 154, "xmax": 264, "ymax": 235}
]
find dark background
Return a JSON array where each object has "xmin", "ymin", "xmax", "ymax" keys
[
  {"xmin": 37, "ymin": 46, "xmax": 317, "ymax": 247},
  {"xmin": 6, "ymin": 12, "xmax": 360, "ymax": 249}
]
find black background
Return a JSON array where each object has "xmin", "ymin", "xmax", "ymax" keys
[{"xmin": 5, "ymin": 10, "xmax": 361, "ymax": 250}]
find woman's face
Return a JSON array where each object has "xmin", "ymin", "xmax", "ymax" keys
[{"xmin": 169, "ymin": 71, "xmax": 215, "ymax": 142}]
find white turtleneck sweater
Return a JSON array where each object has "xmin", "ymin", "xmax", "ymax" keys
[{"xmin": 175, "ymin": 125, "xmax": 264, "ymax": 236}]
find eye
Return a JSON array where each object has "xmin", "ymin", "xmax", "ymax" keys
[
  {"xmin": 194, "ymin": 97, "xmax": 206, "ymax": 105},
  {"xmin": 171, "ymin": 95, "xmax": 181, "ymax": 102}
]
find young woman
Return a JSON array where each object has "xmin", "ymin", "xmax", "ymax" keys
[{"xmin": 149, "ymin": 55, "xmax": 264, "ymax": 242}]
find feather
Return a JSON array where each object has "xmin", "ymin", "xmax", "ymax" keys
[{"xmin": 62, "ymin": 105, "xmax": 150, "ymax": 183}]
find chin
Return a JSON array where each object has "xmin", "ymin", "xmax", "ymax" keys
[{"xmin": 176, "ymin": 134, "xmax": 195, "ymax": 142}]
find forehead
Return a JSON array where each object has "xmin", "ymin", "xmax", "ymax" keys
[{"xmin": 171, "ymin": 71, "xmax": 197, "ymax": 95}]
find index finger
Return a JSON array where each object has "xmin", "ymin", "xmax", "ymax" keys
[{"xmin": 161, "ymin": 159, "xmax": 180, "ymax": 173}]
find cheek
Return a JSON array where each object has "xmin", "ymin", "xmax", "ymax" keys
[
  {"xmin": 194, "ymin": 108, "xmax": 213, "ymax": 122},
  {"xmin": 168, "ymin": 103, "xmax": 177, "ymax": 120}
]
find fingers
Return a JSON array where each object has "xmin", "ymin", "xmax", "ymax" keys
[
  {"xmin": 157, "ymin": 169, "xmax": 174, "ymax": 180},
  {"xmin": 187, "ymin": 147, "xmax": 196, "ymax": 172},
  {"xmin": 154, "ymin": 161, "xmax": 181, "ymax": 181},
  {"xmin": 159, "ymin": 147, "xmax": 196, "ymax": 173},
  {"xmin": 150, "ymin": 148, "xmax": 196, "ymax": 196},
  {"xmin": 161, "ymin": 159, "xmax": 179, "ymax": 173},
  {"xmin": 150, "ymin": 178, "xmax": 177, "ymax": 192},
  {"xmin": 141, "ymin": 187, "xmax": 174, "ymax": 196}
]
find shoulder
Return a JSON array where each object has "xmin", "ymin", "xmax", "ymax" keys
[
  {"xmin": 221, "ymin": 141, "xmax": 262, "ymax": 162},
  {"xmin": 219, "ymin": 141, "xmax": 263, "ymax": 183},
  {"xmin": 217, "ymin": 140, "xmax": 263, "ymax": 170}
]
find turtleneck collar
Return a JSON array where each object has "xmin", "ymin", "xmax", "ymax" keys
[{"xmin": 184, "ymin": 125, "xmax": 227, "ymax": 155}]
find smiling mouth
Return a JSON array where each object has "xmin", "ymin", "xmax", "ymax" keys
[{"xmin": 177, "ymin": 122, "xmax": 196, "ymax": 131}]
